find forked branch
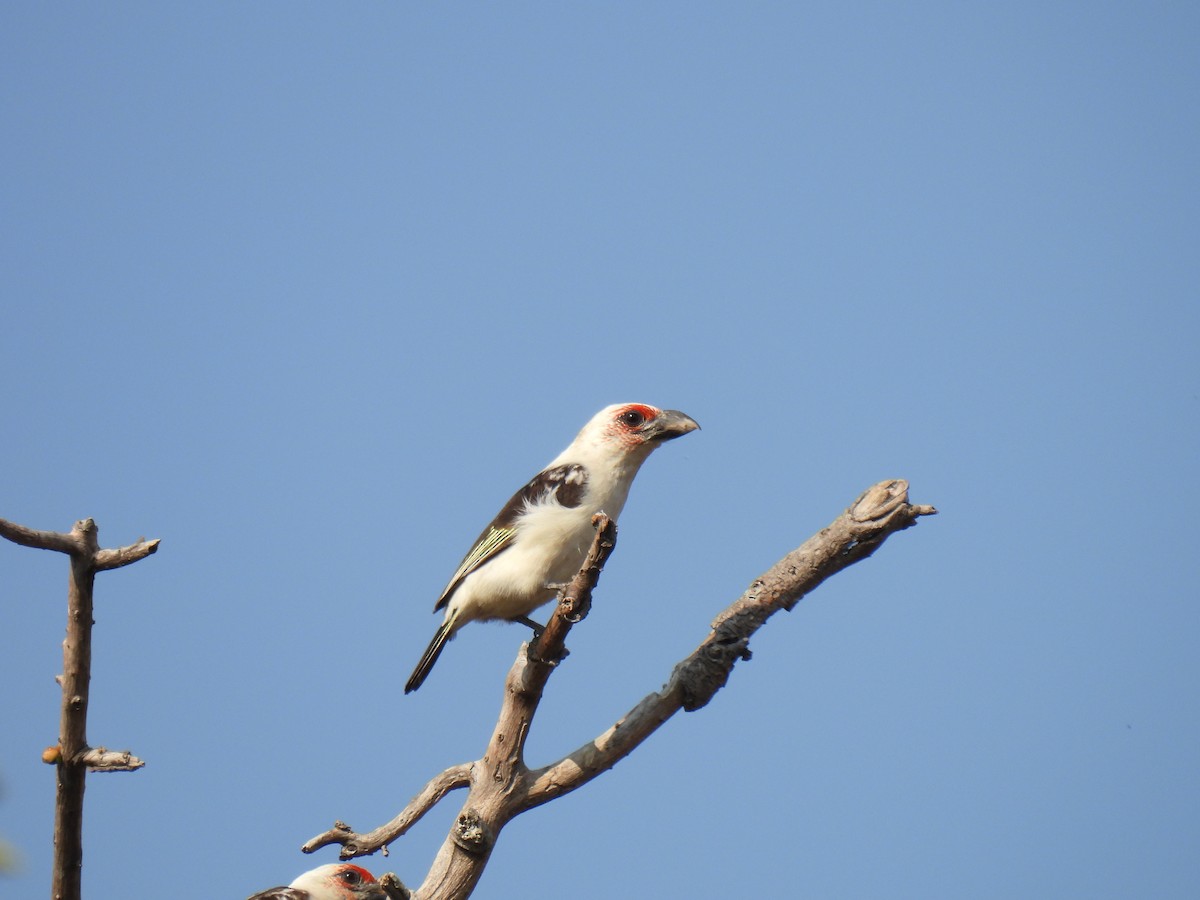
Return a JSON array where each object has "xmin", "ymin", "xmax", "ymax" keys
[
  {"xmin": 305, "ymin": 480, "xmax": 935, "ymax": 900},
  {"xmin": 1, "ymin": 515, "xmax": 159, "ymax": 900}
]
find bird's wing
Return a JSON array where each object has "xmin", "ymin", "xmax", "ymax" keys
[
  {"xmin": 245, "ymin": 889, "xmax": 305, "ymax": 900},
  {"xmin": 433, "ymin": 463, "xmax": 588, "ymax": 611}
]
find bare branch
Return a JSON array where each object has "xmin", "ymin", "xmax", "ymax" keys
[
  {"xmin": 525, "ymin": 689, "xmax": 681, "ymax": 808},
  {"xmin": 54, "ymin": 538, "xmax": 100, "ymax": 899},
  {"xmin": 1, "ymin": 515, "xmax": 159, "ymax": 900},
  {"xmin": 302, "ymin": 764, "xmax": 473, "ymax": 857},
  {"xmin": 495, "ymin": 513, "xmax": 617, "ymax": 756},
  {"xmin": 0, "ymin": 516, "xmax": 79, "ymax": 554},
  {"xmin": 526, "ymin": 480, "xmax": 935, "ymax": 805},
  {"xmin": 78, "ymin": 747, "xmax": 146, "ymax": 773},
  {"xmin": 95, "ymin": 538, "xmax": 161, "ymax": 571},
  {"xmin": 307, "ymin": 482, "xmax": 935, "ymax": 900}
]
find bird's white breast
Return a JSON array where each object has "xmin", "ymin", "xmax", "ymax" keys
[{"xmin": 445, "ymin": 467, "xmax": 639, "ymax": 627}]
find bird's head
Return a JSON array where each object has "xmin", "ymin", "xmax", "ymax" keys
[
  {"xmin": 289, "ymin": 864, "xmax": 388, "ymax": 900},
  {"xmin": 588, "ymin": 403, "xmax": 700, "ymax": 454}
]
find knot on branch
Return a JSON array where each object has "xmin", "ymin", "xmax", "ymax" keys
[
  {"xmin": 451, "ymin": 809, "xmax": 492, "ymax": 857},
  {"xmin": 670, "ymin": 622, "xmax": 753, "ymax": 712}
]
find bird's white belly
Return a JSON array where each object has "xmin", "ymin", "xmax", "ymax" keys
[{"xmin": 448, "ymin": 504, "xmax": 595, "ymax": 626}]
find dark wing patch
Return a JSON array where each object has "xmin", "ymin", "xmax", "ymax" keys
[
  {"xmin": 433, "ymin": 464, "xmax": 589, "ymax": 611},
  {"xmin": 491, "ymin": 463, "xmax": 589, "ymax": 523},
  {"xmin": 551, "ymin": 463, "xmax": 588, "ymax": 509}
]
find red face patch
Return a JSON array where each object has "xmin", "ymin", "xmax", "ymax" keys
[
  {"xmin": 337, "ymin": 865, "xmax": 377, "ymax": 885},
  {"xmin": 615, "ymin": 404, "xmax": 658, "ymax": 427},
  {"xmin": 605, "ymin": 404, "xmax": 660, "ymax": 446}
]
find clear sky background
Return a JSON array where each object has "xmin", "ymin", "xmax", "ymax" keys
[{"xmin": 2, "ymin": 4, "xmax": 1197, "ymax": 898}]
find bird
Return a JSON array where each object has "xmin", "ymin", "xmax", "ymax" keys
[
  {"xmin": 245, "ymin": 863, "xmax": 389, "ymax": 900},
  {"xmin": 404, "ymin": 402, "xmax": 699, "ymax": 693}
]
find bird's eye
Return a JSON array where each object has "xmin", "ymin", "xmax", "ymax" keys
[
  {"xmin": 618, "ymin": 408, "xmax": 647, "ymax": 428},
  {"xmin": 339, "ymin": 870, "xmax": 362, "ymax": 885}
]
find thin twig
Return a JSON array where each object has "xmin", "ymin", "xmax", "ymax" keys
[{"xmin": 303, "ymin": 763, "xmax": 474, "ymax": 857}]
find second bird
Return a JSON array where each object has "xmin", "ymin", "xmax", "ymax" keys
[{"xmin": 404, "ymin": 403, "xmax": 699, "ymax": 693}]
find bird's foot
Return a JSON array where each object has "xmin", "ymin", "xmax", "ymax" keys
[{"xmin": 511, "ymin": 614, "xmax": 545, "ymax": 639}]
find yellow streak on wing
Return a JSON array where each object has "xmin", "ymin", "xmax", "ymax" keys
[{"xmin": 435, "ymin": 525, "xmax": 515, "ymax": 608}]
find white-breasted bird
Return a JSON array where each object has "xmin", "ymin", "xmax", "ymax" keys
[
  {"xmin": 404, "ymin": 403, "xmax": 699, "ymax": 693},
  {"xmin": 245, "ymin": 863, "xmax": 388, "ymax": 900}
]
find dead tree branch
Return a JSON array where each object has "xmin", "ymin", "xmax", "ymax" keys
[
  {"xmin": 304, "ymin": 764, "xmax": 474, "ymax": 859},
  {"xmin": 305, "ymin": 480, "xmax": 935, "ymax": 899},
  {"xmin": 1, "ymin": 516, "xmax": 159, "ymax": 900},
  {"xmin": 77, "ymin": 748, "xmax": 147, "ymax": 773}
]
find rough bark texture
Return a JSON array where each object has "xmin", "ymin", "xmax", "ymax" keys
[
  {"xmin": 0, "ymin": 516, "xmax": 158, "ymax": 900},
  {"xmin": 304, "ymin": 480, "xmax": 935, "ymax": 900}
]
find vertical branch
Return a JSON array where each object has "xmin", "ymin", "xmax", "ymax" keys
[
  {"xmin": 52, "ymin": 521, "xmax": 99, "ymax": 900},
  {"xmin": 0, "ymin": 516, "xmax": 157, "ymax": 900}
]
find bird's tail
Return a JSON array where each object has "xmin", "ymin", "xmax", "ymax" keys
[{"xmin": 405, "ymin": 620, "xmax": 454, "ymax": 694}]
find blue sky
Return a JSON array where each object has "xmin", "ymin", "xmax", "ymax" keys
[{"xmin": 2, "ymin": 3, "xmax": 1197, "ymax": 898}]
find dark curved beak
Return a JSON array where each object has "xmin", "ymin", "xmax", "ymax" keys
[{"xmin": 647, "ymin": 409, "xmax": 700, "ymax": 442}]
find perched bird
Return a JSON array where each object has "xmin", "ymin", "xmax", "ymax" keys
[
  {"xmin": 404, "ymin": 402, "xmax": 699, "ymax": 693},
  {"xmin": 246, "ymin": 863, "xmax": 388, "ymax": 900}
]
